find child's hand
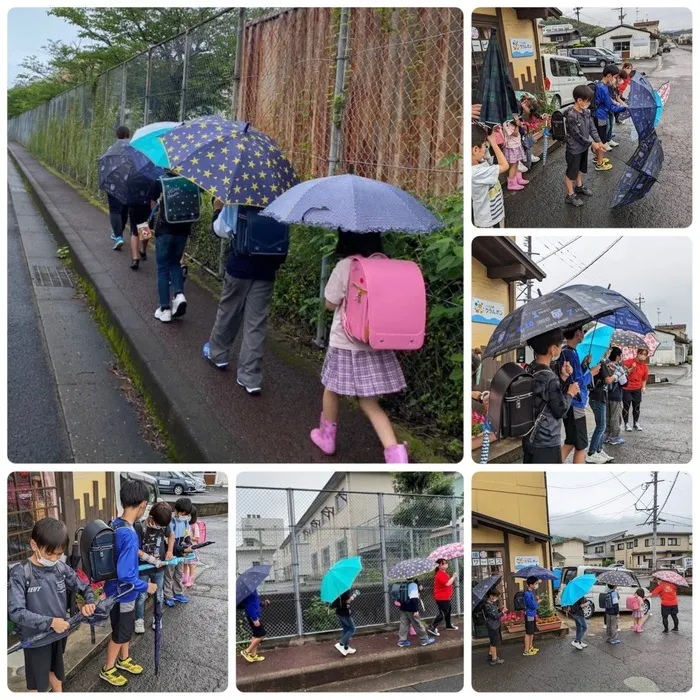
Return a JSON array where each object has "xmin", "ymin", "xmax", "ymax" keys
[
  {"xmin": 147, "ymin": 582, "xmax": 158, "ymax": 595},
  {"xmin": 253, "ymin": 619, "xmax": 261, "ymax": 627},
  {"xmin": 165, "ymin": 551, "xmax": 173, "ymax": 561},
  {"xmin": 184, "ymin": 546, "xmax": 193, "ymax": 553},
  {"xmin": 80, "ymin": 603, "xmax": 96, "ymax": 618},
  {"xmin": 51, "ymin": 617, "xmax": 70, "ymax": 634},
  {"xmin": 472, "ymin": 104, "xmax": 482, "ymax": 120},
  {"xmin": 590, "ymin": 364, "xmax": 601, "ymax": 377},
  {"xmin": 560, "ymin": 361, "xmax": 573, "ymax": 381},
  {"xmin": 413, "ymin": 612, "xmax": 420, "ymax": 618},
  {"xmin": 567, "ymin": 381, "xmax": 580, "ymax": 397},
  {"xmin": 263, "ymin": 599, "xmax": 271, "ymax": 607},
  {"xmin": 156, "ymin": 560, "xmax": 163, "ymax": 568}
]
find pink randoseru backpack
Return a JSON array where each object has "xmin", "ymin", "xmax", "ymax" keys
[
  {"xmin": 626, "ymin": 595, "xmax": 640, "ymax": 611},
  {"xmin": 341, "ymin": 254, "xmax": 426, "ymax": 351}
]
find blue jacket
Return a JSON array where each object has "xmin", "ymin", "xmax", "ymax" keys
[
  {"xmin": 103, "ymin": 519, "xmax": 149, "ymax": 602},
  {"xmin": 560, "ymin": 346, "xmax": 592, "ymax": 410},
  {"xmin": 595, "ymin": 82, "xmax": 627, "ymax": 120},
  {"xmin": 244, "ymin": 590, "xmax": 262, "ymax": 620},
  {"xmin": 523, "ymin": 589, "xmax": 539, "ymax": 617}
]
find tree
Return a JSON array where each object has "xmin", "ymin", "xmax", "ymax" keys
[{"xmin": 390, "ymin": 472, "xmax": 457, "ymax": 529}]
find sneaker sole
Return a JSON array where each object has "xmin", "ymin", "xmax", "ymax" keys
[
  {"xmin": 115, "ymin": 664, "xmax": 143, "ymax": 676},
  {"xmin": 237, "ymin": 379, "xmax": 261, "ymax": 395},
  {"xmin": 100, "ymin": 673, "xmax": 128, "ymax": 687}
]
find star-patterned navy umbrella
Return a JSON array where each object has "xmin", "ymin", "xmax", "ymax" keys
[
  {"xmin": 98, "ymin": 141, "xmax": 166, "ymax": 205},
  {"xmin": 159, "ymin": 116, "xmax": 298, "ymax": 207}
]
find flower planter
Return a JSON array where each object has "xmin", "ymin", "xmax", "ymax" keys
[
  {"xmin": 535, "ymin": 620, "xmax": 562, "ymax": 632},
  {"xmin": 505, "ymin": 624, "xmax": 525, "ymax": 634}
]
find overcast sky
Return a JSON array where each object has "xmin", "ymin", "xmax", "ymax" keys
[
  {"xmin": 558, "ymin": 7, "xmax": 693, "ymax": 31},
  {"xmin": 547, "ymin": 471, "xmax": 692, "ymax": 537},
  {"xmin": 517, "ymin": 236, "xmax": 692, "ymax": 334}
]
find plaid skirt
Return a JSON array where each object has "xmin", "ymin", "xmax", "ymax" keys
[
  {"xmin": 321, "ymin": 347, "xmax": 407, "ymax": 397},
  {"xmin": 503, "ymin": 144, "xmax": 525, "ymax": 164}
]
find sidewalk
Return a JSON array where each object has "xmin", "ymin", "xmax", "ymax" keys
[
  {"xmin": 236, "ymin": 625, "xmax": 464, "ymax": 692},
  {"xmin": 9, "ymin": 143, "xmax": 387, "ymax": 463}
]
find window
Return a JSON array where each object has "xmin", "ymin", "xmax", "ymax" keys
[
  {"xmin": 471, "ymin": 549, "xmax": 505, "ymax": 602},
  {"xmin": 551, "ymin": 58, "xmax": 563, "ymax": 77},
  {"xmin": 335, "ymin": 491, "xmax": 347, "ymax": 512},
  {"xmin": 617, "ymin": 543, "xmax": 624, "ymax": 550},
  {"xmin": 562, "ymin": 568, "xmax": 578, "ymax": 585},
  {"xmin": 322, "ymin": 546, "xmax": 331, "ymax": 570},
  {"xmin": 244, "ymin": 538, "xmax": 255, "ymax": 547},
  {"xmin": 645, "ymin": 538, "xmax": 651, "ymax": 547},
  {"xmin": 627, "ymin": 541, "xmax": 634, "ymax": 549},
  {"xmin": 610, "ymin": 545, "xmax": 615, "ymax": 551},
  {"xmin": 634, "ymin": 539, "xmax": 638, "ymax": 547},
  {"xmin": 252, "ymin": 560, "xmax": 260, "ymax": 567},
  {"xmin": 668, "ymin": 538, "xmax": 678, "ymax": 546},
  {"xmin": 311, "ymin": 553, "xmax": 318, "ymax": 575},
  {"xmin": 595, "ymin": 545, "xmax": 604, "ymax": 554},
  {"xmin": 659, "ymin": 538, "xmax": 665, "ymax": 546},
  {"xmin": 336, "ymin": 539, "xmax": 348, "ymax": 560},
  {"xmin": 637, "ymin": 556, "xmax": 642, "ymax": 565}
]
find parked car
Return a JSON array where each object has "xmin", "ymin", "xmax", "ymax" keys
[
  {"xmin": 663, "ymin": 43, "xmax": 672, "ymax": 53},
  {"xmin": 541, "ymin": 54, "xmax": 588, "ymax": 109},
  {"xmin": 114, "ymin": 471, "xmax": 160, "ymax": 519},
  {"xmin": 556, "ymin": 565, "xmax": 651, "ymax": 619},
  {"xmin": 568, "ymin": 47, "xmax": 617, "ymax": 69},
  {"xmin": 597, "ymin": 47, "xmax": 622, "ymax": 62},
  {"xmin": 153, "ymin": 471, "xmax": 196, "ymax": 496},
  {"xmin": 181, "ymin": 471, "xmax": 206, "ymax": 492}
]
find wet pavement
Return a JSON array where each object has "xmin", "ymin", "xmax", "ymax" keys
[
  {"xmin": 502, "ymin": 50, "xmax": 692, "ymax": 229},
  {"xmin": 472, "ymin": 594, "xmax": 691, "ymax": 692}
]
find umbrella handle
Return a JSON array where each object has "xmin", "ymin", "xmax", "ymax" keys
[{"xmin": 480, "ymin": 417, "xmax": 492, "ymax": 465}]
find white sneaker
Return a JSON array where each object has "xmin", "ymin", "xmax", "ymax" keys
[
  {"xmin": 605, "ymin": 143, "xmax": 613, "ymax": 151},
  {"xmin": 134, "ymin": 619, "xmax": 145, "ymax": 634},
  {"xmin": 580, "ymin": 642, "xmax": 588, "ymax": 648},
  {"xmin": 585, "ymin": 453, "xmax": 606, "ymax": 464},
  {"xmin": 518, "ymin": 161, "xmax": 529, "ymax": 173},
  {"xmin": 572, "ymin": 640, "xmax": 583, "ymax": 650},
  {"xmin": 599, "ymin": 450, "xmax": 615, "ymax": 463},
  {"xmin": 625, "ymin": 423, "xmax": 633, "ymax": 432},
  {"xmin": 530, "ymin": 154, "xmax": 540, "ymax": 163},
  {"xmin": 237, "ymin": 378, "xmax": 261, "ymax": 395},
  {"xmin": 335, "ymin": 642, "xmax": 348, "ymax": 656},
  {"xmin": 155, "ymin": 306, "xmax": 172, "ymax": 323},
  {"xmin": 172, "ymin": 292, "xmax": 187, "ymax": 318},
  {"xmin": 346, "ymin": 646, "xmax": 356, "ymax": 654},
  {"xmin": 633, "ymin": 423, "xmax": 643, "ymax": 431},
  {"xmin": 608, "ymin": 139, "xmax": 619, "ymax": 147}
]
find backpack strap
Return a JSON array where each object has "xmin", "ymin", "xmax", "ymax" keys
[{"xmin": 21, "ymin": 560, "xmax": 33, "ymax": 590}]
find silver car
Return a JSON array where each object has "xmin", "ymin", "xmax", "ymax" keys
[{"xmin": 181, "ymin": 471, "xmax": 206, "ymax": 492}]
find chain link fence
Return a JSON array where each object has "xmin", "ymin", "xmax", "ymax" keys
[
  {"xmin": 235, "ymin": 486, "xmax": 464, "ymax": 644},
  {"xmin": 8, "ymin": 8, "xmax": 464, "ymax": 457}
]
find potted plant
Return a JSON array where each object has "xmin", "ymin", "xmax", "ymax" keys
[
  {"xmin": 535, "ymin": 594, "xmax": 562, "ymax": 631},
  {"xmin": 502, "ymin": 610, "xmax": 525, "ymax": 633}
]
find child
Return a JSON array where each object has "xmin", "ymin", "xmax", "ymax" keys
[
  {"xmin": 521, "ymin": 328, "xmax": 579, "ymax": 464},
  {"xmin": 134, "ymin": 500, "xmax": 173, "ymax": 634},
  {"xmin": 428, "ymin": 558, "xmax": 458, "ymax": 636},
  {"xmin": 397, "ymin": 580, "xmax": 435, "ymax": 648},
  {"xmin": 564, "ymin": 84, "xmax": 606, "ymax": 206},
  {"xmin": 334, "ymin": 588, "xmax": 359, "ymax": 656},
  {"xmin": 101, "ymin": 481, "xmax": 157, "ymax": 687},
  {"xmin": 631, "ymin": 588, "xmax": 647, "ymax": 633},
  {"xmin": 183, "ymin": 505, "xmax": 200, "ymax": 588},
  {"xmin": 9, "ymin": 518, "xmax": 96, "ymax": 693},
  {"xmin": 604, "ymin": 584, "xmax": 621, "ymax": 644},
  {"xmin": 472, "ymin": 123, "xmax": 508, "ymax": 228},
  {"xmin": 651, "ymin": 578, "xmax": 679, "ymax": 632},
  {"xmin": 518, "ymin": 96, "xmax": 543, "ymax": 169},
  {"xmin": 594, "ymin": 65, "xmax": 627, "ymax": 159},
  {"xmin": 522, "ymin": 576, "xmax": 540, "ymax": 656},
  {"xmin": 310, "ymin": 231, "xmax": 409, "ymax": 463},
  {"xmin": 164, "ymin": 497, "xmax": 194, "ymax": 607},
  {"xmin": 126, "ymin": 194, "xmax": 152, "ymax": 271},
  {"xmin": 502, "ymin": 114, "xmax": 529, "ymax": 191},
  {"xmin": 586, "ymin": 356, "xmax": 615, "ymax": 464},
  {"xmin": 483, "ymin": 588, "xmax": 507, "ymax": 665},
  {"xmin": 622, "ymin": 348, "xmax": 649, "ymax": 431},
  {"xmin": 569, "ymin": 596, "xmax": 588, "ymax": 649},
  {"xmin": 605, "ymin": 347, "xmax": 627, "ymax": 445},
  {"xmin": 241, "ymin": 589, "xmax": 270, "ymax": 662}
]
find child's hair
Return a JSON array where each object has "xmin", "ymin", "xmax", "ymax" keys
[
  {"xmin": 487, "ymin": 587, "xmax": 499, "ymax": 599},
  {"xmin": 607, "ymin": 583, "xmax": 616, "ymax": 590},
  {"xmin": 121, "ymin": 480, "xmax": 150, "ymax": 509},
  {"xmin": 335, "ymin": 231, "xmax": 383, "ymax": 258},
  {"xmin": 174, "ymin": 497, "xmax": 193, "ymax": 515},
  {"xmin": 189, "ymin": 505, "xmax": 198, "ymax": 525},
  {"xmin": 435, "ymin": 557, "xmax": 447, "ymax": 572},
  {"xmin": 472, "ymin": 351, "xmax": 482, "ymax": 378},
  {"xmin": 563, "ymin": 325, "xmax": 584, "ymax": 340},
  {"xmin": 623, "ymin": 62, "xmax": 633, "ymax": 70},
  {"xmin": 472, "ymin": 123, "xmax": 488, "ymax": 149},
  {"xmin": 528, "ymin": 328, "xmax": 564, "ymax": 356},
  {"xmin": 609, "ymin": 346, "xmax": 622, "ymax": 362},
  {"xmin": 149, "ymin": 501, "xmax": 173, "ymax": 527},
  {"xmin": 116, "ymin": 125, "xmax": 130, "ymax": 139},
  {"xmin": 31, "ymin": 517, "xmax": 69, "ymax": 554},
  {"xmin": 636, "ymin": 588, "xmax": 645, "ymax": 597},
  {"xmin": 618, "ymin": 69, "xmax": 628, "ymax": 80},
  {"xmin": 526, "ymin": 576, "xmax": 539, "ymax": 586},
  {"xmin": 573, "ymin": 84, "xmax": 594, "ymax": 103},
  {"xmin": 602, "ymin": 64, "xmax": 620, "ymax": 78}
]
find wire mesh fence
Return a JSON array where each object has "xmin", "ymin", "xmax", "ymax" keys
[{"xmin": 235, "ymin": 486, "xmax": 464, "ymax": 644}]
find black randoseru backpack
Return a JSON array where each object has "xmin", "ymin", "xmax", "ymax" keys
[
  {"xmin": 514, "ymin": 590, "xmax": 526, "ymax": 611},
  {"xmin": 550, "ymin": 109, "xmax": 567, "ymax": 141},
  {"xmin": 77, "ymin": 519, "xmax": 130, "ymax": 583}
]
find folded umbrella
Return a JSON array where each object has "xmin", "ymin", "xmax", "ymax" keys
[
  {"xmin": 596, "ymin": 569, "xmax": 636, "ymax": 586},
  {"xmin": 560, "ymin": 574, "xmax": 597, "ymax": 607},
  {"xmin": 513, "ymin": 566, "xmax": 557, "ymax": 580},
  {"xmin": 387, "ymin": 557, "xmax": 436, "ymax": 581},
  {"xmin": 154, "ymin": 598, "xmax": 163, "ymax": 676},
  {"xmin": 429, "ymin": 542, "xmax": 464, "ymax": 561},
  {"xmin": 321, "ymin": 556, "xmax": 362, "ymax": 603},
  {"xmin": 130, "ymin": 121, "xmax": 180, "ymax": 169},
  {"xmin": 651, "ymin": 570, "xmax": 688, "ymax": 587},
  {"xmin": 472, "ymin": 574, "xmax": 502, "ymax": 612},
  {"xmin": 474, "ymin": 29, "xmax": 520, "ymax": 126},
  {"xmin": 236, "ymin": 564, "xmax": 271, "ymax": 606},
  {"xmin": 138, "ymin": 553, "xmax": 196, "ymax": 572}
]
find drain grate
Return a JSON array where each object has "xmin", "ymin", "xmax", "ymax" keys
[{"xmin": 32, "ymin": 265, "xmax": 74, "ymax": 288}]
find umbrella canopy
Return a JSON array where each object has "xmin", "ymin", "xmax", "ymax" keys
[
  {"xmin": 260, "ymin": 174, "xmax": 443, "ymax": 234},
  {"xmin": 429, "ymin": 542, "xmax": 464, "ymax": 561},
  {"xmin": 596, "ymin": 569, "xmax": 636, "ymax": 586},
  {"xmin": 560, "ymin": 574, "xmax": 597, "ymax": 607},
  {"xmin": 236, "ymin": 564, "xmax": 271, "ymax": 605},
  {"xmin": 483, "ymin": 284, "xmax": 653, "ymax": 358},
  {"xmin": 387, "ymin": 557, "xmax": 436, "ymax": 581},
  {"xmin": 159, "ymin": 116, "xmax": 298, "ymax": 207},
  {"xmin": 611, "ymin": 330, "xmax": 659, "ymax": 356},
  {"xmin": 154, "ymin": 598, "xmax": 163, "ymax": 675},
  {"xmin": 130, "ymin": 121, "xmax": 180, "ymax": 168},
  {"xmin": 611, "ymin": 133, "xmax": 664, "ymax": 208},
  {"xmin": 320, "ymin": 556, "xmax": 362, "ymax": 603},
  {"xmin": 657, "ymin": 81, "xmax": 671, "ymax": 108},
  {"xmin": 628, "ymin": 72, "xmax": 660, "ymax": 141},
  {"xmin": 472, "ymin": 574, "xmax": 502, "ymax": 612},
  {"xmin": 652, "ymin": 570, "xmax": 688, "ymax": 587},
  {"xmin": 98, "ymin": 142, "xmax": 166, "ymax": 205},
  {"xmin": 577, "ymin": 324, "xmax": 615, "ymax": 366},
  {"xmin": 513, "ymin": 566, "xmax": 557, "ymax": 580},
  {"xmin": 474, "ymin": 30, "xmax": 520, "ymax": 126}
]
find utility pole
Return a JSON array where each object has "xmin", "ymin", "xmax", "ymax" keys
[
  {"xmin": 636, "ymin": 293, "xmax": 645, "ymax": 310},
  {"xmin": 526, "ymin": 236, "xmax": 533, "ymax": 301},
  {"xmin": 613, "ymin": 7, "xmax": 626, "ymax": 25},
  {"xmin": 652, "ymin": 472, "xmax": 658, "ymax": 570},
  {"xmin": 573, "ymin": 7, "xmax": 582, "ymax": 22},
  {"xmin": 657, "ymin": 307, "xmax": 661, "ymax": 325}
]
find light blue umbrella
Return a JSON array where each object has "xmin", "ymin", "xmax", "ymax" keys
[
  {"xmin": 560, "ymin": 574, "xmax": 596, "ymax": 606},
  {"xmin": 320, "ymin": 556, "xmax": 362, "ymax": 603},
  {"xmin": 260, "ymin": 174, "xmax": 443, "ymax": 234},
  {"xmin": 577, "ymin": 324, "xmax": 615, "ymax": 366},
  {"xmin": 130, "ymin": 121, "xmax": 180, "ymax": 168}
]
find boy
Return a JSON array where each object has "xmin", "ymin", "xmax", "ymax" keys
[
  {"xmin": 522, "ymin": 328, "xmax": 580, "ymax": 463},
  {"xmin": 594, "ymin": 65, "xmax": 627, "ymax": 160},
  {"xmin": 164, "ymin": 497, "xmax": 194, "ymax": 607},
  {"xmin": 586, "ymin": 356, "xmax": 615, "ymax": 464},
  {"xmin": 472, "ymin": 123, "xmax": 509, "ymax": 228},
  {"xmin": 100, "ymin": 481, "xmax": 157, "ymax": 687},
  {"xmin": 9, "ymin": 518, "xmax": 96, "ymax": 693},
  {"xmin": 623, "ymin": 347, "xmax": 649, "ymax": 431},
  {"xmin": 483, "ymin": 588, "xmax": 507, "ymax": 665},
  {"xmin": 397, "ymin": 580, "xmax": 435, "ymax": 648},
  {"xmin": 334, "ymin": 588, "xmax": 359, "ymax": 656},
  {"xmin": 108, "ymin": 125, "xmax": 130, "ymax": 250},
  {"xmin": 523, "ymin": 576, "xmax": 540, "ymax": 656},
  {"xmin": 134, "ymin": 500, "xmax": 174, "ymax": 634},
  {"xmin": 564, "ymin": 85, "xmax": 606, "ymax": 207},
  {"xmin": 604, "ymin": 584, "xmax": 621, "ymax": 644},
  {"xmin": 241, "ymin": 589, "xmax": 271, "ymax": 662}
]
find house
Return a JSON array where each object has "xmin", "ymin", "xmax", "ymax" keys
[
  {"xmin": 583, "ymin": 530, "xmax": 628, "ymax": 564},
  {"xmin": 650, "ymin": 329, "xmax": 688, "ymax": 366},
  {"xmin": 551, "ymin": 537, "xmax": 588, "ymax": 567},
  {"xmin": 237, "ymin": 514, "xmax": 285, "ymax": 580},
  {"xmin": 633, "ymin": 20, "xmax": 661, "ymax": 37},
  {"xmin": 595, "ymin": 24, "xmax": 660, "ymax": 59},
  {"xmin": 472, "ymin": 7, "xmax": 562, "ymax": 97},
  {"xmin": 610, "ymin": 526, "xmax": 692, "ymax": 571},
  {"xmin": 540, "ymin": 23, "xmax": 582, "ymax": 47}
]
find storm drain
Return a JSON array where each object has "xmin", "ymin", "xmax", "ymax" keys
[{"xmin": 32, "ymin": 265, "xmax": 74, "ymax": 288}]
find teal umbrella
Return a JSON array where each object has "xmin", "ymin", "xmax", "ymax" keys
[
  {"xmin": 130, "ymin": 121, "xmax": 180, "ymax": 169},
  {"xmin": 320, "ymin": 556, "xmax": 362, "ymax": 603},
  {"xmin": 560, "ymin": 574, "xmax": 596, "ymax": 606}
]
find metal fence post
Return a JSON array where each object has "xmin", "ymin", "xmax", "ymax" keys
[
  {"xmin": 120, "ymin": 62, "xmax": 127, "ymax": 124},
  {"xmin": 451, "ymin": 495, "xmax": 462, "ymax": 616},
  {"xmin": 378, "ymin": 492, "xmax": 390, "ymax": 624},
  {"xmin": 287, "ymin": 489, "xmax": 304, "ymax": 637},
  {"xmin": 179, "ymin": 29, "xmax": 190, "ymax": 122},
  {"xmin": 144, "ymin": 48, "xmax": 152, "ymax": 126},
  {"xmin": 314, "ymin": 6, "xmax": 351, "ymax": 348}
]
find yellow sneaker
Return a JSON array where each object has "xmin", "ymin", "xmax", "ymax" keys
[
  {"xmin": 252, "ymin": 654, "xmax": 265, "ymax": 662},
  {"xmin": 100, "ymin": 666, "xmax": 128, "ymax": 687},
  {"xmin": 530, "ymin": 647, "xmax": 540, "ymax": 654},
  {"xmin": 241, "ymin": 649, "xmax": 256, "ymax": 663},
  {"xmin": 116, "ymin": 656, "xmax": 144, "ymax": 675},
  {"xmin": 595, "ymin": 161, "xmax": 613, "ymax": 171}
]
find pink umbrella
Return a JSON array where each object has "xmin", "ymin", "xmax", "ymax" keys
[
  {"xmin": 652, "ymin": 569, "xmax": 688, "ymax": 587},
  {"xmin": 429, "ymin": 542, "xmax": 464, "ymax": 561}
]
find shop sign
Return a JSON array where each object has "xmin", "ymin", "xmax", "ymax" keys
[
  {"xmin": 514, "ymin": 555, "xmax": 540, "ymax": 570},
  {"xmin": 510, "ymin": 38, "xmax": 534, "ymax": 58},
  {"xmin": 472, "ymin": 297, "xmax": 505, "ymax": 326},
  {"xmin": 472, "ymin": 26, "xmax": 479, "ymax": 40}
]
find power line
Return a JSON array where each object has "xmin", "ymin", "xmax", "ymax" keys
[
  {"xmin": 657, "ymin": 472, "xmax": 680, "ymax": 516},
  {"xmin": 548, "ymin": 475, "xmax": 620, "ymax": 489},
  {"xmin": 537, "ymin": 236, "xmax": 583, "ymax": 263},
  {"xmin": 553, "ymin": 237, "xmax": 623, "ymax": 290},
  {"xmin": 549, "ymin": 488, "xmax": 640, "ymax": 520}
]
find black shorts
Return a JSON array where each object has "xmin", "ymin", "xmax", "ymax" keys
[
  {"xmin": 247, "ymin": 617, "xmax": 267, "ymax": 638},
  {"xmin": 23, "ymin": 638, "xmax": 67, "ymax": 691},
  {"xmin": 597, "ymin": 118, "xmax": 612, "ymax": 143},
  {"xmin": 565, "ymin": 150, "xmax": 588, "ymax": 181},
  {"xmin": 525, "ymin": 617, "xmax": 537, "ymax": 635},
  {"xmin": 564, "ymin": 409, "xmax": 589, "ymax": 451},
  {"xmin": 661, "ymin": 605, "xmax": 679, "ymax": 616},
  {"xmin": 487, "ymin": 626, "xmax": 502, "ymax": 647},
  {"xmin": 523, "ymin": 442, "xmax": 562, "ymax": 464},
  {"xmin": 110, "ymin": 602, "xmax": 136, "ymax": 644}
]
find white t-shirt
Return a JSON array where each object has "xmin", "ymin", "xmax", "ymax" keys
[
  {"xmin": 472, "ymin": 159, "xmax": 505, "ymax": 228},
  {"xmin": 325, "ymin": 257, "xmax": 374, "ymax": 352}
]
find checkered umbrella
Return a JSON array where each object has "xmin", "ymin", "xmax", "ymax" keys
[{"xmin": 474, "ymin": 30, "xmax": 520, "ymax": 126}]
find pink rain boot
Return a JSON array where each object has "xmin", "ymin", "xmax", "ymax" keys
[
  {"xmin": 507, "ymin": 176, "xmax": 524, "ymax": 191},
  {"xmin": 311, "ymin": 413, "xmax": 337, "ymax": 455},
  {"xmin": 516, "ymin": 172, "xmax": 529, "ymax": 185},
  {"xmin": 384, "ymin": 443, "xmax": 409, "ymax": 463}
]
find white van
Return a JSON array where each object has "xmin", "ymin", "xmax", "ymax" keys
[
  {"xmin": 556, "ymin": 565, "xmax": 651, "ymax": 619},
  {"xmin": 541, "ymin": 54, "xmax": 588, "ymax": 110}
]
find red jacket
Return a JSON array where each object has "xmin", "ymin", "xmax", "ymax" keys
[
  {"xmin": 624, "ymin": 358, "xmax": 649, "ymax": 391},
  {"xmin": 434, "ymin": 569, "xmax": 453, "ymax": 601},
  {"xmin": 651, "ymin": 582, "xmax": 678, "ymax": 607}
]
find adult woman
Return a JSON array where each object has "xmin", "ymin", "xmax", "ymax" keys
[
  {"xmin": 427, "ymin": 559, "xmax": 458, "ymax": 636},
  {"xmin": 650, "ymin": 577, "xmax": 680, "ymax": 633},
  {"xmin": 622, "ymin": 348, "xmax": 649, "ymax": 431}
]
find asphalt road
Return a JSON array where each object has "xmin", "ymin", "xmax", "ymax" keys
[
  {"xmin": 503, "ymin": 51, "xmax": 692, "ymax": 228},
  {"xmin": 64, "ymin": 515, "xmax": 228, "ymax": 692},
  {"xmin": 392, "ymin": 674, "xmax": 464, "ymax": 692},
  {"xmin": 472, "ymin": 594, "xmax": 691, "ymax": 692}
]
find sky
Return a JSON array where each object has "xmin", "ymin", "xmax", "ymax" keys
[
  {"xmin": 547, "ymin": 471, "xmax": 692, "ymax": 538},
  {"xmin": 516, "ymin": 236, "xmax": 692, "ymax": 335},
  {"xmin": 558, "ymin": 7, "xmax": 693, "ymax": 31}
]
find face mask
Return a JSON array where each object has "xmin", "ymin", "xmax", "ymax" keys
[
  {"xmin": 38, "ymin": 555, "xmax": 59, "ymax": 567},
  {"xmin": 552, "ymin": 348, "xmax": 561, "ymax": 362},
  {"xmin": 177, "ymin": 515, "xmax": 189, "ymax": 522}
]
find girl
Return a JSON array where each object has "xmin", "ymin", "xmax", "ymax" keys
[
  {"xmin": 630, "ymin": 588, "xmax": 647, "ymax": 633},
  {"xmin": 502, "ymin": 114, "xmax": 529, "ymax": 191},
  {"xmin": 310, "ymin": 231, "xmax": 409, "ymax": 463},
  {"xmin": 183, "ymin": 506, "xmax": 200, "ymax": 588},
  {"xmin": 570, "ymin": 596, "xmax": 588, "ymax": 649},
  {"xmin": 428, "ymin": 559, "xmax": 458, "ymax": 636},
  {"xmin": 333, "ymin": 588, "xmax": 359, "ymax": 656}
]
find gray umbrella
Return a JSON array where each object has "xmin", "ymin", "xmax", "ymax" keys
[
  {"xmin": 98, "ymin": 141, "xmax": 166, "ymax": 205},
  {"xmin": 596, "ymin": 569, "xmax": 636, "ymax": 586},
  {"xmin": 388, "ymin": 557, "xmax": 436, "ymax": 581},
  {"xmin": 259, "ymin": 174, "xmax": 442, "ymax": 234}
]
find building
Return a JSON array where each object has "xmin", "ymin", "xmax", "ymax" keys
[
  {"xmin": 678, "ymin": 33, "xmax": 692, "ymax": 45},
  {"xmin": 551, "ymin": 537, "xmax": 588, "ymax": 567},
  {"xmin": 472, "ymin": 472, "xmax": 552, "ymax": 611},
  {"xmin": 472, "ymin": 7, "xmax": 562, "ymax": 97},
  {"xmin": 237, "ymin": 514, "xmax": 285, "ymax": 580},
  {"xmin": 610, "ymin": 527, "xmax": 692, "ymax": 570},
  {"xmin": 595, "ymin": 24, "xmax": 660, "ymax": 59},
  {"xmin": 540, "ymin": 23, "xmax": 582, "ymax": 47},
  {"xmin": 633, "ymin": 20, "xmax": 661, "ymax": 37},
  {"xmin": 583, "ymin": 530, "xmax": 628, "ymax": 564},
  {"xmin": 654, "ymin": 324, "xmax": 690, "ymax": 364}
]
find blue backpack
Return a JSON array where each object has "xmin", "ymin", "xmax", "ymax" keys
[{"xmin": 232, "ymin": 206, "xmax": 289, "ymax": 257}]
